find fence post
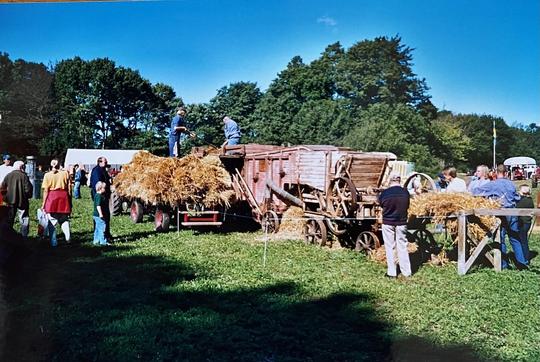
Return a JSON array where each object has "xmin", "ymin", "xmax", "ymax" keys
[{"xmin": 457, "ymin": 212, "xmax": 467, "ymax": 275}]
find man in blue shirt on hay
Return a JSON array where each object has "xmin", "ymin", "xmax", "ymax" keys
[
  {"xmin": 169, "ymin": 107, "xmax": 190, "ymax": 157},
  {"xmin": 474, "ymin": 164, "xmax": 528, "ymax": 269},
  {"xmin": 221, "ymin": 116, "xmax": 241, "ymax": 147}
]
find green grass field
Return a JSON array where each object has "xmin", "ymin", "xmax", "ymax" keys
[{"xmin": 1, "ymin": 187, "xmax": 539, "ymax": 361}]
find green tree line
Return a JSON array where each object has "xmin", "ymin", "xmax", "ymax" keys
[{"xmin": 1, "ymin": 36, "xmax": 539, "ymax": 172}]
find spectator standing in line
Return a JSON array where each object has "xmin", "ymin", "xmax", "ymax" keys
[
  {"xmin": 1, "ymin": 161, "xmax": 33, "ymax": 237},
  {"xmin": 73, "ymin": 164, "xmax": 82, "ymax": 199},
  {"xmin": 516, "ymin": 184, "xmax": 534, "ymax": 262},
  {"xmin": 0, "ymin": 155, "xmax": 13, "ymax": 203},
  {"xmin": 468, "ymin": 164, "xmax": 490, "ymax": 195},
  {"xmin": 435, "ymin": 172, "xmax": 447, "ymax": 192},
  {"xmin": 90, "ymin": 157, "xmax": 112, "ymax": 239},
  {"xmin": 475, "ymin": 164, "xmax": 527, "ymax": 269},
  {"xmin": 221, "ymin": 116, "xmax": 241, "ymax": 148},
  {"xmin": 93, "ymin": 181, "xmax": 110, "ymax": 246},
  {"xmin": 443, "ymin": 166, "xmax": 468, "ymax": 193},
  {"xmin": 42, "ymin": 159, "xmax": 72, "ymax": 247},
  {"xmin": 378, "ymin": 173, "xmax": 411, "ymax": 278}
]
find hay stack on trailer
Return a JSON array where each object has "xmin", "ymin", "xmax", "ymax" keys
[
  {"xmin": 113, "ymin": 151, "xmax": 234, "ymax": 230},
  {"xmin": 114, "ymin": 151, "xmax": 233, "ymax": 208}
]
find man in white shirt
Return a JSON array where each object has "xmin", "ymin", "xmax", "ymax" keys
[{"xmin": 443, "ymin": 166, "xmax": 468, "ymax": 193}]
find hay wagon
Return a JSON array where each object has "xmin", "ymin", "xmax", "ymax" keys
[{"xmin": 219, "ymin": 144, "xmax": 435, "ymax": 252}]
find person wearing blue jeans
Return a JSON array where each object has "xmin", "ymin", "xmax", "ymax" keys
[
  {"xmin": 516, "ymin": 184, "xmax": 534, "ymax": 262},
  {"xmin": 475, "ymin": 164, "xmax": 528, "ymax": 269},
  {"xmin": 73, "ymin": 165, "xmax": 82, "ymax": 199},
  {"xmin": 221, "ymin": 116, "xmax": 241, "ymax": 148},
  {"xmin": 168, "ymin": 107, "xmax": 193, "ymax": 157},
  {"xmin": 93, "ymin": 181, "xmax": 110, "ymax": 245}
]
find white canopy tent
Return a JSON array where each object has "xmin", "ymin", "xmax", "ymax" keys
[
  {"xmin": 503, "ymin": 156, "xmax": 536, "ymax": 167},
  {"xmin": 503, "ymin": 156, "xmax": 537, "ymax": 179},
  {"xmin": 64, "ymin": 148, "xmax": 140, "ymax": 171}
]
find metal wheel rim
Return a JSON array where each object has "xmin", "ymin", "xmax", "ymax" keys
[
  {"xmin": 355, "ymin": 231, "xmax": 380, "ymax": 252},
  {"xmin": 326, "ymin": 177, "xmax": 358, "ymax": 218}
]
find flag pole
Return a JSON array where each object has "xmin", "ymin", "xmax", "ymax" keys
[{"xmin": 492, "ymin": 119, "xmax": 496, "ymax": 169}]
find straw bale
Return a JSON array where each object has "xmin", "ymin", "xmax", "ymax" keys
[
  {"xmin": 409, "ymin": 193, "xmax": 500, "ymax": 242},
  {"xmin": 114, "ymin": 151, "xmax": 234, "ymax": 207}
]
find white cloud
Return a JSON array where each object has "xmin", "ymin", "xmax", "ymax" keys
[{"xmin": 317, "ymin": 16, "xmax": 337, "ymax": 27}]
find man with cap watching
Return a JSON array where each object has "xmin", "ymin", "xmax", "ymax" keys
[
  {"xmin": 1, "ymin": 161, "xmax": 33, "ymax": 237},
  {"xmin": 474, "ymin": 164, "xmax": 527, "ymax": 269},
  {"xmin": 0, "ymin": 154, "xmax": 13, "ymax": 185},
  {"xmin": 378, "ymin": 172, "xmax": 412, "ymax": 278}
]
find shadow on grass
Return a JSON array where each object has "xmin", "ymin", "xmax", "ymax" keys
[{"xmin": 1, "ymin": 244, "xmax": 487, "ymax": 362}]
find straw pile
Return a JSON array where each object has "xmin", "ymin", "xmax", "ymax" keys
[
  {"xmin": 409, "ymin": 193, "xmax": 500, "ymax": 242},
  {"xmin": 114, "ymin": 151, "xmax": 234, "ymax": 207},
  {"xmin": 274, "ymin": 207, "xmax": 304, "ymax": 240}
]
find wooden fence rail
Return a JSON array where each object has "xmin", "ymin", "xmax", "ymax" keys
[{"xmin": 456, "ymin": 208, "xmax": 540, "ymax": 275}]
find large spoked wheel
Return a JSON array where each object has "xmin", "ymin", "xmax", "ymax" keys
[
  {"xmin": 404, "ymin": 173, "xmax": 437, "ymax": 195},
  {"xmin": 130, "ymin": 200, "xmax": 144, "ymax": 223},
  {"xmin": 303, "ymin": 218, "xmax": 327, "ymax": 246},
  {"xmin": 413, "ymin": 229, "xmax": 437, "ymax": 253},
  {"xmin": 261, "ymin": 210, "xmax": 280, "ymax": 234},
  {"xmin": 326, "ymin": 177, "xmax": 358, "ymax": 218},
  {"xmin": 154, "ymin": 208, "xmax": 170, "ymax": 232},
  {"xmin": 355, "ymin": 231, "xmax": 381, "ymax": 253}
]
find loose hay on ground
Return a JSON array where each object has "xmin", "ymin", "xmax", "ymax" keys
[{"xmin": 271, "ymin": 207, "xmax": 304, "ymax": 240}]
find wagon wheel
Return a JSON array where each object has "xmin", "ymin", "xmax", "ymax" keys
[
  {"xmin": 261, "ymin": 210, "xmax": 280, "ymax": 234},
  {"xmin": 326, "ymin": 177, "xmax": 358, "ymax": 218},
  {"xmin": 404, "ymin": 173, "xmax": 437, "ymax": 195},
  {"xmin": 355, "ymin": 231, "xmax": 380, "ymax": 253},
  {"xmin": 154, "ymin": 208, "xmax": 171, "ymax": 232},
  {"xmin": 303, "ymin": 218, "xmax": 327, "ymax": 246},
  {"xmin": 413, "ymin": 229, "xmax": 437, "ymax": 251},
  {"xmin": 130, "ymin": 200, "xmax": 144, "ymax": 223},
  {"xmin": 325, "ymin": 218, "xmax": 348, "ymax": 236}
]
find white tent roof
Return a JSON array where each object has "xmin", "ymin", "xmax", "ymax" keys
[
  {"xmin": 64, "ymin": 148, "xmax": 141, "ymax": 168},
  {"xmin": 503, "ymin": 156, "xmax": 536, "ymax": 166}
]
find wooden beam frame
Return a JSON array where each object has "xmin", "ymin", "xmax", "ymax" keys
[{"xmin": 456, "ymin": 208, "xmax": 540, "ymax": 275}]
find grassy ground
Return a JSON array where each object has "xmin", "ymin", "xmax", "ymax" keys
[{"xmin": 1, "ymin": 187, "xmax": 539, "ymax": 361}]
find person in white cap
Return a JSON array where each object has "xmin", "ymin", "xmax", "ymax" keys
[
  {"xmin": 378, "ymin": 172, "xmax": 412, "ymax": 278},
  {"xmin": 1, "ymin": 160, "xmax": 33, "ymax": 237}
]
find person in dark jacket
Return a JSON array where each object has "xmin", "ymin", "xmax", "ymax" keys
[
  {"xmin": 516, "ymin": 184, "xmax": 534, "ymax": 262},
  {"xmin": 1, "ymin": 161, "xmax": 33, "ymax": 237},
  {"xmin": 378, "ymin": 172, "xmax": 411, "ymax": 278},
  {"xmin": 90, "ymin": 157, "xmax": 112, "ymax": 239}
]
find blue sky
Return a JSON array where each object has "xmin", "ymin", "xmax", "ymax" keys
[{"xmin": 1, "ymin": 0, "xmax": 539, "ymax": 125}]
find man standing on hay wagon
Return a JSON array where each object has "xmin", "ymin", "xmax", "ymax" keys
[
  {"xmin": 168, "ymin": 107, "xmax": 193, "ymax": 157},
  {"xmin": 221, "ymin": 116, "xmax": 241, "ymax": 148},
  {"xmin": 474, "ymin": 164, "xmax": 528, "ymax": 270},
  {"xmin": 378, "ymin": 173, "xmax": 412, "ymax": 278}
]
